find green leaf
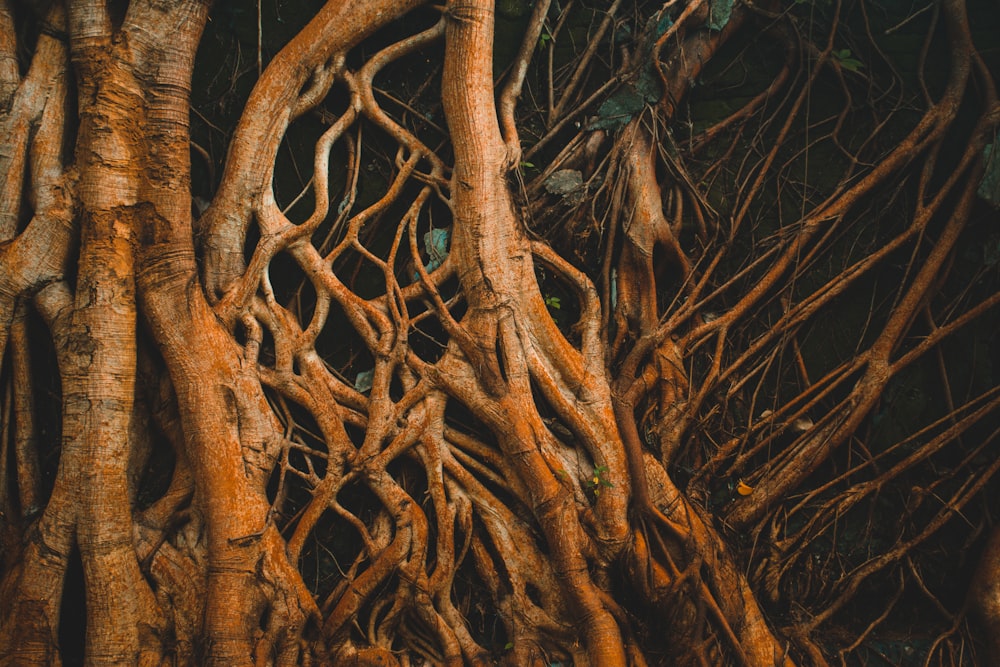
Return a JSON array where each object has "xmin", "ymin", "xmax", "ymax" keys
[
  {"xmin": 984, "ymin": 234, "xmax": 1000, "ymax": 267},
  {"xmin": 588, "ymin": 466, "xmax": 612, "ymax": 492},
  {"xmin": 613, "ymin": 22, "xmax": 633, "ymax": 46},
  {"xmin": 589, "ymin": 87, "xmax": 646, "ymax": 131},
  {"xmin": 543, "ymin": 170, "xmax": 583, "ymax": 196},
  {"xmin": 979, "ymin": 142, "xmax": 1000, "ymax": 208},
  {"xmin": 354, "ymin": 369, "xmax": 374, "ymax": 393},
  {"xmin": 707, "ymin": 0, "xmax": 734, "ymax": 31},
  {"xmin": 634, "ymin": 66, "xmax": 661, "ymax": 104},
  {"xmin": 422, "ymin": 228, "xmax": 450, "ymax": 273},
  {"xmin": 610, "ymin": 269, "xmax": 618, "ymax": 308},
  {"xmin": 833, "ymin": 48, "xmax": 863, "ymax": 72},
  {"xmin": 544, "ymin": 295, "xmax": 561, "ymax": 309},
  {"xmin": 654, "ymin": 11, "xmax": 673, "ymax": 38},
  {"xmin": 504, "ymin": 641, "xmax": 514, "ymax": 650},
  {"xmin": 497, "ymin": 0, "xmax": 531, "ymax": 18},
  {"xmin": 543, "ymin": 169, "xmax": 586, "ymax": 204},
  {"xmin": 588, "ymin": 59, "xmax": 662, "ymax": 133}
]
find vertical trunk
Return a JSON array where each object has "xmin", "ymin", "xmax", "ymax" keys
[
  {"xmin": 65, "ymin": 4, "xmax": 160, "ymax": 660},
  {"xmin": 441, "ymin": 2, "xmax": 629, "ymax": 663}
]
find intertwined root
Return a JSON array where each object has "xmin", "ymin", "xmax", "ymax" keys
[{"xmin": 0, "ymin": 0, "xmax": 997, "ymax": 664}]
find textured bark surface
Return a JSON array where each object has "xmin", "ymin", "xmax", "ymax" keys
[{"xmin": 1, "ymin": 0, "xmax": 998, "ymax": 664}]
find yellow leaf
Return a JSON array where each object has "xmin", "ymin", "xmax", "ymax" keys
[{"xmin": 736, "ymin": 480, "xmax": 754, "ymax": 496}]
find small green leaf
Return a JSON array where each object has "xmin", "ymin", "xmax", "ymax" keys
[
  {"xmin": 833, "ymin": 48, "xmax": 863, "ymax": 72},
  {"xmin": 354, "ymin": 369, "xmax": 374, "ymax": 393},
  {"xmin": 504, "ymin": 641, "xmax": 514, "ymax": 650},
  {"xmin": 653, "ymin": 11, "xmax": 672, "ymax": 38},
  {"xmin": 421, "ymin": 228, "xmax": 450, "ymax": 273},
  {"xmin": 543, "ymin": 169, "xmax": 584, "ymax": 196},
  {"xmin": 979, "ymin": 141, "xmax": 1000, "ymax": 208},
  {"xmin": 707, "ymin": 0, "xmax": 734, "ymax": 31},
  {"xmin": 587, "ymin": 465, "xmax": 612, "ymax": 495},
  {"xmin": 613, "ymin": 22, "xmax": 633, "ymax": 46},
  {"xmin": 589, "ymin": 87, "xmax": 646, "ymax": 131},
  {"xmin": 544, "ymin": 295, "xmax": 561, "ymax": 309},
  {"xmin": 519, "ymin": 161, "xmax": 535, "ymax": 169},
  {"xmin": 610, "ymin": 269, "xmax": 618, "ymax": 308}
]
